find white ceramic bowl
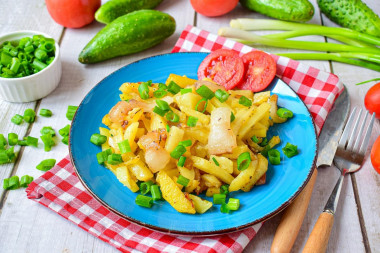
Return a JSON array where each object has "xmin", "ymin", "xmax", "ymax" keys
[{"xmin": 0, "ymin": 30, "xmax": 61, "ymax": 103}]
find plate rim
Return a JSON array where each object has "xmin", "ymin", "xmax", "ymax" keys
[{"xmin": 69, "ymin": 52, "xmax": 318, "ymax": 236}]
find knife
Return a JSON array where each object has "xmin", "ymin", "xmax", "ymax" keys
[{"xmin": 271, "ymin": 86, "xmax": 350, "ymax": 253}]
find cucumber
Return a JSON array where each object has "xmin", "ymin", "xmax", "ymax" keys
[
  {"xmin": 318, "ymin": 0, "xmax": 380, "ymax": 37},
  {"xmin": 79, "ymin": 10, "xmax": 176, "ymax": 64},
  {"xmin": 240, "ymin": 0, "xmax": 314, "ymax": 22},
  {"xmin": 95, "ymin": 0, "xmax": 163, "ymax": 24}
]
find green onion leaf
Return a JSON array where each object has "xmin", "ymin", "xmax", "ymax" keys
[
  {"xmin": 153, "ymin": 90, "xmax": 167, "ymax": 98},
  {"xmin": 135, "ymin": 194, "xmax": 153, "ymax": 208},
  {"xmin": 151, "ymin": 185, "xmax": 162, "ymax": 200},
  {"xmin": 3, "ymin": 176, "xmax": 20, "ymax": 190},
  {"xmin": 166, "ymin": 124, "xmax": 170, "ymax": 133},
  {"xmin": 153, "ymin": 106, "xmax": 166, "ymax": 117},
  {"xmin": 180, "ymin": 88, "xmax": 192, "ymax": 95},
  {"xmin": 239, "ymin": 96, "xmax": 252, "ymax": 107},
  {"xmin": 212, "ymin": 157, "xmax": 220, "ymax": 166},
  {"xmin": 187, "ymin": 116, "xmax": 198, "ymax": 127},
  {"xmin": 237, "ymin": 152, "xmax": 251, "ymax": 171},
  {"xmin": 66, "ymin": 105, "xmax": 78, "ymax": 121},
  {"xmin": 36, "ymin": 159, "xmax": 56, "ymax": 171},
  {"xmin": 26, "ymin": 136, "xmax": 38, "ymax": 147},
  {"xmin": 39, "ymin": 108, "xmax": 52, "ymax": 117},
  {"xmin": 251, "ymin": 135, "xmax": 259, "ymax": 143},
  {"xmin": 178, "ymin": 140, "xmax": 192, "ymax": 147},
  {"xmin": 0, "ymin": 134, "xmax": 7, "ymax": 150},
  {"xmin": 260, "ymin": 145, "xmax": 271, "ymax": 157},
  {"xmin": 177, "ymin": 175, "xmax": 190, "ymax": 187},
  {"xmin": 213, "ymin": 193, "xmax": 226, "ymax": 204},
  {"xmin": 195, "ymin": 98, "xmax": 208, "ymax": 113},
  {"xmin": 90, "ymin": 133, "xmax": 107, "ymax": 146},
  {"xmin": 0, "ymin": 151, "xmax": 9, "ymax": 164},
  {"xmin": 18, "ymin": 140, "xmax": 28, "ymax": 146},
  {"xmin": 107, "ymin": 153, "xmax": 123, "ymax": 165},
  {"xmin": 140, "ymin": 181, "xmax": 153, "ymax": 195},
  {"xmin": 282, "ymin": 143, "xmax": 299, "ymax": 158},
  {"xmin": 118, "ymin": 139, "xmax": 131, "ymax": 154},
  {"xmin": 170, "ymin": 145, "xmax": 187, "ymax": 159},
  {"xmin": 11, "ymin": 114, "xmax": 23, "ymax": 125},
  {"xmin": 40, "ymin": 126, "xmax": 55, "ymax": 136},
  {"xmin": 23, "ymin": 108, "xmax": 36, "ymax": 123},
  {"xmin": 96, "ymin": 149, "xmax": 112, "ymax": 165},
  {"xmin": 260, "ymin": 137, "xmax": 268, "ymax": 147},
  {"xmin": 230, "ymin": 112, "xmax": 235, "ymax": 122},
  {"xmin": 62, "ymin": 136, "xmax": 69, "ymax": 145},
  {"xmin": 138, "ymin": 82, "xmax": 150, "ymax": 100},
  {"xmin": 40, "ymin": 134, "xmax": 55, "ymax": 151},
  {"xmin": 165, "ymin": 111, "xmax": 179, "ymax": 123},
  {"xmin": 196, "ymin": 85, "xmax": 215, "ymax": 100},
  {"xmin": 156, "ymin": 99, "xmax": 170, "ymax": 112},
  {"xmin": 8, "ymin": 133, "xmax": 18, "ymax": 146},
  {"xmin": 177, "ymin": 156, "xmax": 186, "ymax": 167},
  {"xmin": 268, "ymin": 149, "xmax": 281, "ymax": 165},
  {"xmin": 59, "ymin": 124, "xmax": 70, "ymax": 137},
  {"xmin": 6, "ymin": 147, "xmax": 16, "ymax": 162},
  {"xmin": 277, "ymin": 108, "xmax": 293, "ymax": 119},
  {"xmin": 220, "ymin": 184, "xmax": 229, "ymax": 195},
  {"xmin": 220, "ymin": 203, "xmax": 230, "ymax": 213},
  {"xmin": 167, "ymin": 81, "xmax": 181, "ymax": 94},
  {"xmin": 226, "ymin": 198, "xmax": 240, "ymax": 211},
  {"xmin": 215, "ymin": 89, "xmax": 229, "ymax": 103},
  {"xmin": 158, "ymin": 83, "xmax": 167, "ymax": 90},
  {"xmin": 20, "ymin": 175, "xmax": 34, "ymax": 187}
]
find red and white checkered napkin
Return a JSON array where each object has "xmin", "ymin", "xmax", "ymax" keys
[{"xmin": 26, "ymin": 25, "xmax": 343, "ymax": 253}]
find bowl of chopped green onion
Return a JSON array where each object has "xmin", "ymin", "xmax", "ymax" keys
[{"xmin": 0, "ymin": 30, "xmax": 61, "ymax": 102}]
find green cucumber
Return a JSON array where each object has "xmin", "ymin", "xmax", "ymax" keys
[
  {"xmin": 78, "ymin": 10, "xmax": 176, "ymax": 64},
  {"xmin": 240, "ymin": 0, "xmax": 314, "ymax": 22},
  {"xmin": 95, "ymin": 0, "xmax": 163, "ymax": 24},
  {"xmin": 318, "ymin": 0, "xmax": 380, "ymax": 37}
]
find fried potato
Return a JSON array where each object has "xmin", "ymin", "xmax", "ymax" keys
[
  {"xmin": 116, "ymin": 166, "xmax": 139, "ymax": 192},
  {"xmin": 165, "ymin": 126, "xmax": 184, "ymax": 153},
  {"xmin": 242, "ymin": 154, "xmax": 268, "ymax": 192},
  {"xmin": 201, "ymin": 174, "xmax": 222, "ymax": 188},
  {"xmin": 191, "ymin": 156, "xmax": 234, "ymax": 184},
  {"xmin": 165, "ymin": 74, "xmax": 197, "ymax": 88},
  {"xmin": 229, "ymin": 157, "xmax": 258, "ymax": 192},
  {"xmin": 129, "ymin": 160, "xmax": 153, "ymax": 181},
  {"xmin": 210, "ymin": 155, "xmax": 233, "ymax": 174},
  {"xmin": 188, "ymin": 194, "xmax": 213, "ymax": 214}
]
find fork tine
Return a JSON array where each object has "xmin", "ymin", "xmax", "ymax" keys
[
  {"xmin": 338, "ymin": 107, "xmax": 357, "ymax": 148},
  {"xmin": 359, "ymin": 112, "xmax": 376, "ymax": 155},
  {"xmin": 346, "ymin": 108, "xmax": 363, "ymax": 151},
  {"xmin": 352, "ymin": 111, "xmax": 368, "ymax": 152}
]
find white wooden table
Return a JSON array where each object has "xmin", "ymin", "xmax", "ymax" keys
[{"xmin": 0, "ymin": 1, "xmax": 379, "ymax": 252}]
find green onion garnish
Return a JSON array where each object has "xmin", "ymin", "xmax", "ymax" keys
[
  {"xmin": 260, "ymin": 137, "xmax": 268, "ymax": 147},
  {"xmin": 90, "ymin": 133, "xmax": 107, "ymax": 146},
  {"xmin": 220, "ymin": 203, "xmax": 230, "ymax": 213},
  {"xmin": 11, "ymin": 114, "xmax": 23, "ymax": 125},
  {"xmin": 153, "ymin": 106, "xmax": 166, "ymax": 117},
  {"xmin": 177, "ymin": 175, "xmax": 190, "ymax": 187},
  {"xmin": 260, "ymin": 145, "xmax": 271, "ymax": 157},
  {"xmin": 0, "ymin": 151, "xmax": 9, "ymax": 164},
  {"xmin": 239, "ymin": 96, "xmax": 252, "ymax": 107},
  {"xmin": 166, "ymin": 124, "xmax": 170, "ymax": 133},
  {"xmin": 167, "ymin": 81, "xmax": 181, "ymax": 94},
  {"xmin": 118, "ymin": 139, "xmax": 131, "ymax": 154},
  {"xmin": 59, "ymin": 124, "xmax": 70, "ymax": 137},
  {"xmin": 107, "ymin": 153, "xmax": 123, "ymax": 165},
  {"xmin": 251, "ymin": 135, "xmax": 259, "ymax": 143},
  {"xmin": 23, "ymin": 108, "xmax": 36, "ymax": 123},
  {"xmin": 212, "ymin": 157, "xmax": 220, "ymax": 166},
  {"xmin": 156, "ymin": 99, "xmax": 170, "ymax": 112},
  {"xmin": 165, "ymin": 111, "xmax": 179, "ymax": 123},
  {"xmin": 268, "ymin": 149, "xmax": 281, "ymax": 165},
  {"xmin": 96, "ymin": 149, "xmax": 112, "ymax": 165},
  {"xmin": 153, "ymin": 90, "xmax": 167, "ymax": 98},
  {"xmin": 196, "ymin": 85, "xmax": 215, "ymax": 100},
  {"xmin": 180, "ymin": 88, "xmax": 192, "ymax": 95},
  {"xmin": 213, "ymin": 193, "xmax": 226, "ymax": 204},
  {"xmin": 66, "ymin": 105, "xmax": 78, "ymax": 121},
  {"xmin": 20, "ymin": 175, "xmax": 34, "ymax": 187},
  {"xmin": 6, "ymin": 147, "xmax": 15, "ymax": 162},
  {"xmin": 18, "ymin": 140, "xmax": 28, "ymax": 146},
  {"xmin": 8, "ymin": 133, "xmax": 18, "ymax": 146},
  {"xmin": 220, "ymin": 184, "xmax": 229, "ymax": 195},
  {"xmin": 195, "ymin": 98, "xmax": 208, "ymax": 113},
  {"xmin": 277, "ymin": 108, "xmax": 294, "ymax": 119},
  {"xmin": 177, "ymin": 156, "xmax": 186, "ymax": 167},
  {"xmin": 0, "ymin": 134, "xmax": 7, "ymax": 149},
  {"xmin": 26, "ymin": 136, "xmax": 38, "ymax": 147},
  {"xmin": 151, "ymin": 185, "xmax": 162, "ymax": 200},
  {"xmin": 140, "ymin": 181, "xmax": 154, "ymax": 195},
  {"xmin": 3, "ymin": 176, "xmax": 20, "ymax": 190},
  {"xmin": 135, "ymin": 194, "xmax": 153, "ymax": 208},
  {"xmin": 39, "ymin": 108, "xmax": 52, "ymax": 117},
  {"xmin": 237, "ymin": 152, "xmax": 251, "ymax": 171},
  {"xmin": 62, "ymin": 136, "xmax": 69, "ymax": 145},
  {"xmin": 282, "ymin": 143, "xmax": 299, "ymax": 158},
  {"xmin": 36, "ymin": 159, "xmax": 56, "ymax": 171},
  {"xmin": 158, "ymin": 83, "xmax": 167, "ymax": 90},
  {"xmin": 230, "ymin": 112, "xmax": 235, "ymax": 122},
  {"xmin": 226, "ymin": 198, "xmax": 240, "ymax": 211},
  {"xmin": 178, "ymin": 140, "xmax": 192, "ymax": 147},
  {"xmin": 215, "ymin": 89, "xmax": 229, "ymax": 103},
  {"xmin": 138, "ymin": 82, "xmax": 150, "ymax": 100},
  {"xmin": 170, "ymin": 145, "xmax": 187, "ymax": 159},
  {"xmin": 187, "ymin": 116, "xmax": 198, "ymax": 127},
  {"xmin": 40, "ymin": 134, "xmax": 55, "ymax": 151}
]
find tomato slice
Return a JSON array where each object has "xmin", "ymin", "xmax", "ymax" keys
[
  {"xmin": 237, "ymin": 51, "xmax": 276, "ymax": 92},
  {"xmin": 371, "ymin": 135, "xmax": 380, "ymax": 174},
  {"xmin": 198, "ymin": 49, "xmax": 244, "ymax": 90}
]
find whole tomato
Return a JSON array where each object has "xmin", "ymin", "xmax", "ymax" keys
[
  {"xmin": 364, "ymin": 82, "xmax": 380, "ymax": 119},
  {"xmin": 190, "ymin": 0, "xmax": 239, "ymax": 17},
  {"xmin": 45, "ymin": 0, "xmax": 101, "ymax": 28},
  {"xmin": 371, "ymin": 136, "xmax": 380, "ymax": 174}
]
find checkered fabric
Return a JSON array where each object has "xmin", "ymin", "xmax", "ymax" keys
[{"xmin": 26, "ymin": 25, "xmax": 344, "ymax": 253}]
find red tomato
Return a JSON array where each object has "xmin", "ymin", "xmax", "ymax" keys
[
  {"xmin": 198, "ymin": 49, "xmax": 244, "ymax": 90},
  {"xmin": 190, "ymin": 0, "xmax": 239, "ymax": 17},
  {"xmin": 236, "ymin": 51, "xmax": 277, "ymax": 92},
  {"xmin": 364, "ymin": 82, "xmax": 380, "ymax": 119},
  {"xmin": 45, "ymin": 0, "xmax": 101, "ymax": 28},
  {"xmin": 371, "ymin": 136, "xmax": 380, "ymax": 174}
]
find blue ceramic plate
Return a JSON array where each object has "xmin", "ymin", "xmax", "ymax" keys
[{"xmin": 70, "ymin": 52, "xmax": 317, "ymax": 236}]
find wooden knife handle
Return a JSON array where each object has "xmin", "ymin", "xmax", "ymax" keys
[
  {"xmin": 302, "ymin": 212, "xmax": 334, "ymax": 253},
  {"xmin": 271, "ymin": 168, "xmax": 318, "ymax": 253}
]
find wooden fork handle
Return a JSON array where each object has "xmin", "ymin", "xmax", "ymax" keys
[
  {"xmin": 271, "ymin": 168, "xmax": 318, "ymax": 253},
  {"xmin": 302, "ymin": 212, "xmax": 334, "ymax": 253}
]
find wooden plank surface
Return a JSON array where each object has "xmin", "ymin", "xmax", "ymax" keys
[{"xmin": 0, "ymin": 0, "xmax": 379, "ymax": 252}]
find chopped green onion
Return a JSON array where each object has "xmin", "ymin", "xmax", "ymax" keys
[
  {"xmin": 239, "ymin": 96, "xmax": 252, "ymax": 107},
  {"xmin": 187, "ymin": 116, "xmax": 198, "ymax": 127},
  {"xmin": 220, "ymin": 184, "xmax": 229, "ymax": 195},
  {"xmin": 0, "ymin": 134, "xmax": 7, "ymax": 149},
  {"xmin": 20, "ymin": 175, "xmax": 34, "ymax": 187},
  {"xmin": 3, "ymin": 176, "xmax": 20, "ymax": 190},
  {"xmin": 230, "ymin": 112, "xmax": 235, "ymax": 122},
  {"xmin": 165, "ymin": 111, "xmax": 179, "ymax": 123},
  {"xmin": 151, "ymin": 185, "xmax": 162, "ymax": 200},
  {"xmin": 138, "ymin": 82, "xmax": 150, "ymax": 100},
  {"xmin": 158, "ymin": 83, "xmax": 167, "ymax": 90},
  {"xmin": 220, "ymin": 203, "xmax": 230, "ymax": 213},
  {"xmin": 18, "ymin": 140, "xmax": 28, "ymax": 146},
  {"xmin": 62, "ymin": 136, "xmax": 69, "ymax": 145},
  {"xmin": 195, "ymin": 98, "xmax": 208, "ymax": 113},
  {"xmin": 0, "ymin": 151, "xmax": 9, "ymax": 164},
  {"xmin": 8, "ymin": 133, "xmax": 18, "ymax": 146},
  {"xmin": 153, "ymin": 106, "xmax": 166, "ymax": 117},
  {"xmin": 36, "ymin": 159, "xmax": 56, "ymax": 171},
  {"xmin": 135, "ymin": 194, "xmax": 153, "ymax": 208},
  {"xmin": 268, "ymin": 149, "xmax": 281, "ymax": 165},
  {"xmin": 215, "ymin": 89, "xmax": 229, "ymax": 103},
  {"xmin": 282, "ymin": 143, "xmax": 299, "ymax": 158},
  {"xmin": 237, "ymin": 152, "xmax": 251, "ymax": 171},
  {"xmin": 277, "ymin": 108, "xmax": 293, "ymax": 119},
  {"xmin": 153, "ymin": 90, "xmax": 167, "ymax": 98},
  {"xmin": 170, "ymin": 145, "xmax": 187, "ymax": 159},
  {"xmin": 26, "ymin": 136, "xmax": 38, "ymax": 147},
  {"xmin": 178, "ymin": 140, "xmax": 192, "ymax": 147},
  {"xmin": 118, "ymin": 139, "xmax": 131, "ymax": 154},
  {"xmin": 96, "ymin": 149, "xmax": 112, "ymax": 165},
  {"xmin": 6, "ymin": 147, "xmax": 16, "ymax": 162},
  {"xmin": 39, "ymin": 108, "xmax": 52, "ymax": 117},
  {"xmin": 11, "ymin": 114, "xmax": 23, "ymax": 125},
  {"xmin": 156, "ymin": 99, "xmax": 170, "ymax": 112},
  {"xmin": 107, "ymin": 153, "xmax": 123, "ymax": 165},
  {"xmin": 260, "ymin": 137, "xmax": 268, "ymax": 147},
  {"xmin": 260, "ymin": 145, "xmax": 271, "ymax": 157},
  {"xmin": 90, "ymin": 133, "xmax": 107, "ymax": 146},
  {"xmin": 40, "ymin": 126, "xmax": 55, "ymax": 136},
  {"xmin": 196, "ymin": 85, "xmax": 215, "ymax": 100},
  {"xmin": 140, "ymin": 181, "xmax": 154, "ymax": 195},
  {"xmin": 180, "ymin": 88, "xmax": 192, "ymax": 95},
  {"xmin": 59, "ymin": 124, "xmax": 70, "ymax": 137},
  {"xmin": 177, "ymin": 156, "xmax": 186, "ymax": 167},
  {"xmin": 251, "ymin": 136, "xmax": 259, "ymax": 143},
  {"xmin": 66, "ymin": 105, "xmax": 78, "ymax": 121},
  {"xmin": 177, "ymin": 175, "xmax": 190, "ymax": 187},
  {"xmin": 213, "ymin": 193, "xmax": 226, "ymax": 204},
  {"xmin": 166, "ymin": 124, "xmax": 170, "ymax": 133},
  {"xmin": 212, "ymin": 157, "xmax": 220, "ymax": 166},
  {"xmin": 226, "ymin": 198, "xmax": 240, "ymax": 211},
  {"xmin": 40, "ymin": 134, "xmax": 55, "ymax": 151},
  {"xmin": 167, "ymin": 81, "xmax": 181, "ymax": 94},
  {"xmin": 23, "ymin": 109, "xmax": 36, "ymax": 123}
]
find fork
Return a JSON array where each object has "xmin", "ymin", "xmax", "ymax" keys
[{"xmin": 302, "ymin": 107, "xmax": 376, "ymax": 253}]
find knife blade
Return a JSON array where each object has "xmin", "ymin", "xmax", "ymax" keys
[{"xmin": 271, "ymin": 86, "xmax": 350, "ymax": 253}]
